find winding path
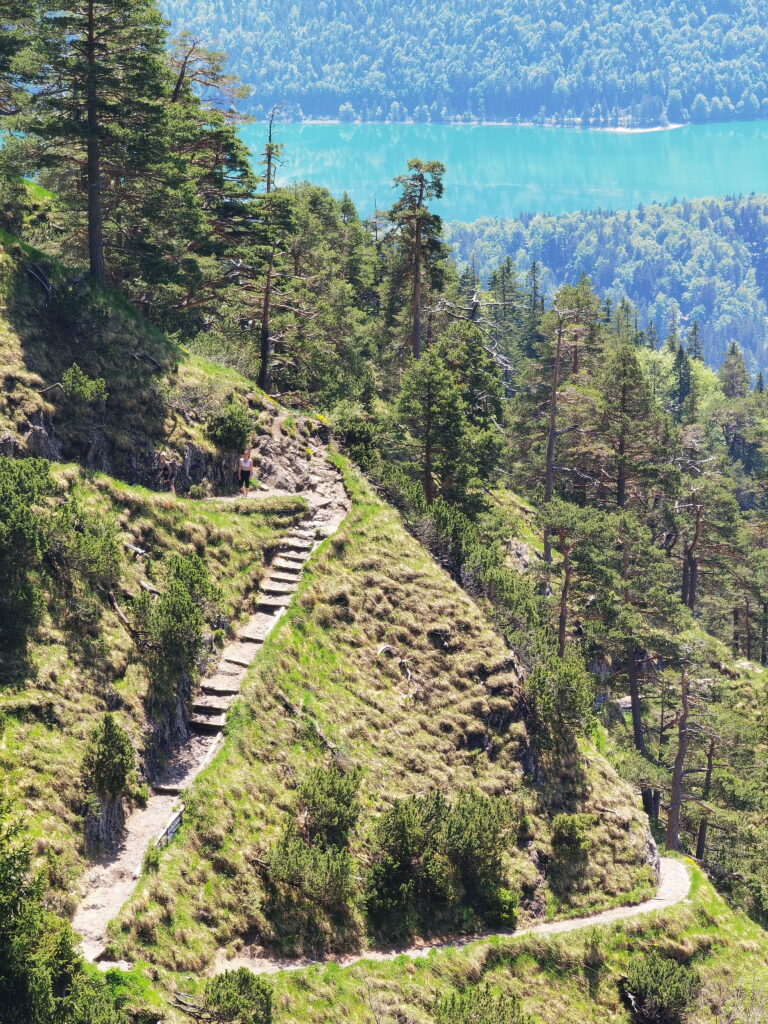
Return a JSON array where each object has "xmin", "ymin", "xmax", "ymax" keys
[
  {"xmin": 214, "ymin": 857, "xmax": 691, "ymax": 976},
  {"xmin": 72, "ymin": 446, "xmax": 350, "ymax": 962}
]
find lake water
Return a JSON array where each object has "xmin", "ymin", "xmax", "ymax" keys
[{"xmin": 238, "ymin": 120, "xmax": 768, "ymax": 221}]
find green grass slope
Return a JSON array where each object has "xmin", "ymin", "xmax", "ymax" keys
[
  {"xmin": 0, "ymin": 464, "xmax": 305, "ymax": 916},
  {"xmin": 263, "ymin": 862, "xmax": 768, "ymax": 1024},
  {"xmin": 110, "ymin": 460, "xmax": 656, "ymax": 978}
]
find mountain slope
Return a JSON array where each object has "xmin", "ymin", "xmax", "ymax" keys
[{"xmin": 108, "ymin": 460, "xmax": 657, "ymax": 976}]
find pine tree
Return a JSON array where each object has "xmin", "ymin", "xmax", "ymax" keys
[
  {"xmin": 30, "ymin": 0, "xmax": 170, "ymax": 286},
  {"xmin": 592, "ymin": 341, "xmax": 666, "ymax": 507},
  {"xmin": 0, "ymin": 0, "xmax": 33, "ymax": 117},
  {"xmin": 387, "ymin": 159, "xmax": 445, "ymax": 358},
  {"xmin": 519, "ymin": 258, "xmax": 544, "ymax": 358},
  {"xmin": 718, "ymin": 341, "xmax": 750, "ymax": 398},
  {"xmin": 671, "ymin": 345, "xmax": 692, "ymax": 422},
  {"xmin": 396, "ymin": 349, "xmax": 465, "ymax": 504},
  {"xmin": 686, "ymin": 320, "xmax": 704, "ymax": 361}
]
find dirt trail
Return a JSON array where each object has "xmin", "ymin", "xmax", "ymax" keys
[
  {"xmin": 72, "ymin": 441, "xmax": 349, "ymax": 962},
  {"xmin": 214, "ymin": 857, "xmax": 691, "ymax": 976}
]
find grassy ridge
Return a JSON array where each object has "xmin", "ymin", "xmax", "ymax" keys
[{"xmin": 110, "ymin": 459, "xmax": 654, "ymax": 977}]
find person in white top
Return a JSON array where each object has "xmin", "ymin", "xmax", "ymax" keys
[{"xmin": 238, "ymin": 448, "xmax": 254, "ymax": 497}]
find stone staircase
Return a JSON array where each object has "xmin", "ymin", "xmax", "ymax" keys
[{"xmin": 150, "ymin": 461, "xmax": 347, "ymax": 798}]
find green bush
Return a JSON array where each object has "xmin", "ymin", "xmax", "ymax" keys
[
  {"xmin": 205, "ymin": 968, "xmax": 272, "ymax": 1024},
  {"xmin": 62, "ymin": 363, "xmax": 108, "ymax": 406},
  {"xmin": 0, "ymin": 457, "xmax": 55, "ymax": 650},
  {"xmin": 82, "ymin": 714, "xmax": 135, "ymax": 798},
  {"xmin": 434, "ymin": 986, "xmax": 532, "ymax": 1024},
  {"xmin": 623, "ymin": 950, "xmax": 700, "ymax": 1024},
  {"xmin": 0, "ymin": 799, "xmax": 127, "ymax": 1024},
  {"xmin": 142, "ymin": 845, "xmax": 161, "ymax": 874},
  {"xmin": 551, "ymin": 813, "xmax": 595, "ymax": 855},
  {"xmin": 523, "ymin": 649, "xmax": 595, "ymax": 737},
  {"xmin": 134, "ymin": 553, "xmax": 220, "ymax": 697},
  {"xmin": 206, "ymin": 400, "xmax": 252, "ymax": 453},
  {"xmin": 296, "ymin": 764, "xmax": 361, "ymax": 847},
  {"xmin": 267, "ymin": 828, "xmax": 355, "ymax": 908},
  {"xmin": 366, "ymin": 790, "xmax": 515, "ymax": 938},
  {"xmin": 47, "ymin": 500, "xmax": 121, "ymax": 626}
]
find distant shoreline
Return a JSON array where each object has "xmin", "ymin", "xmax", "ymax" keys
[{"xmin": 251, "ymin": 118, "xmax": 687, "ymax": 132}]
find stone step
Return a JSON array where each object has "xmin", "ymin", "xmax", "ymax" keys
[
  {"xmin": 222, "ymin": 642, "xmax": 261, "ymax": 666},
  {"xmin": 268, "ymin": 570, "xmax": 301, "ymax": 583},
  {"xmin": 275, "ymin": 552, "xmax": 310, "ymax": 566},
  {"xmin": 257, "ymin": 595, "xmax": 291, "ymax": 612},
  {"xmin": 282, "ymin": 538, "xmax": 314, "ymax": 551},
  {"xmin": 261, "ymin": 580, "xmax": 297, "ymax": 596},
  {"xmin": 217, "ymin": 660, "xmax": 247, "ymax": 679},
  {"xmin": 192, "ymin": 696, "xmax": 231, "ymax": 714},
  {"xmin": 202, "ymin": 678, "xmax": 240, "ymax": 697},
  {"xmin": 153, "ymin": 783, "xmax": 182, "ymax": 796},
  {"xmin": 189, "ymin": 713, "xmax": 225, "ymax": 732},
  {"xmin": 237, "ymin": 617, "xmax": 272, "ymax": 642}
]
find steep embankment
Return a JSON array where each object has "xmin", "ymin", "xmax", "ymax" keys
[
  {"xmin": 107, "ymin": 461, "xmax": 658, "ymax": 979},
  {"xmin": 0, "ymin": 463, "xmax": 306, "ymax": 915},
  {"xmin": 0, "ymin": 232, "xmax": 263, "ymax": 490},
  {"xmin": 72, "ymin": 441, "xmax": 350, "ymax": 960}
]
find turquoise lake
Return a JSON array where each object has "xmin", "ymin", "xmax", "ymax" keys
[{"xmin": 238, "ymin": 120, "xmax": 768, "ymax": 221}]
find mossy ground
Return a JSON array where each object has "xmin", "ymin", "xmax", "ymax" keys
[
  {"xmin": 0, "ymin": 466, "xmax": 305, "ymax": 915},
  {"xmin": 110, "ymin": 460, "xmax": 654, "ymax": 979}
]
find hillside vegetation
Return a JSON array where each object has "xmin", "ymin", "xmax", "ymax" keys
[
  {"xmin": 446, "ymin": 194, "xmax": 768, "ymax": 371},
  {"xmin": 159, "ymin": 0, "xmax": 768, "ymax": 127},
  {"xmin": 1, "ymin": 5, "xmax": 768, "ymax": 1024},
  {"xmin": 109, "ymin": 461, "xmax": 654, "ymax": 975}
]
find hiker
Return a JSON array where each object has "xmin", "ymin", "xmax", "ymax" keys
[
  {"xmin": 158, "ymin": 451, "xmax": 178, "ymax": 494},
  {"xmin": 238, "ymin": 448, "xmax": 254, "ymax": 497}
]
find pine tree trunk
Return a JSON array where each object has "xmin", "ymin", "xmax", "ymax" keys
[
  {"xmin": 257, "ymin": 258, "xmax": 274, "ymax": 391},
  {"xmin": 543, "ymin": 317, "xmax": 565, "ymax": 563},
  {"xmin": 616, "ymin": 380, "xmax": 627, "ymax": 507},
  {"xmin": 85, "ymin": 0, "xmax": 106, "ymax": 287},
  {"xmin": 695, "ymin": 737, "xmax": 715, "ymax": 861},
  {"xmin": 628, "ymin": 648, "xmax": 647, "ymax": 755},
  {"xmin": 412, "ymin": 218, "xmax": 422, "ymax": 358},
  {"xmin": 423, "ymin": 404, "xmax": 434, "ymax": 504},
  {"xmin": 558, "ymin": 543, "xmax": 571, "ymax": 657},
  {"xmin": 665, "ymin": 669, "xmax": 690, "ymax": 851},
  {"xmin": 732, "ymin": 606, "xmax": 740, "ymax": 655},
  {"xmin": 745, "ymin": 600, "xmax": 752, "ymax": 660},
  {"xmin": 688, "ymin": 553, "xmax": 698, "ymax": 612},
  {"xmin": 761, "ymin": 601, "xmax": 768, "ymax": 666}
]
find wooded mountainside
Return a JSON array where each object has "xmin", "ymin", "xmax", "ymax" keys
[
  {"xmin": 159, "ymin": 0, "xmax": 768, "ymax": 126},
  {"xmin": 1, "ymin": 2, "xmax": 768, "ymax": 1023},
  {"xmin": 446, "ymin": 195, "xmax": 768, "ymax": 372}
]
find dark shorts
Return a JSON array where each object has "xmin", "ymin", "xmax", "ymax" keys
[{"xmin": 239, "ymin": 469, "xmax": 251, "ymax": 486}]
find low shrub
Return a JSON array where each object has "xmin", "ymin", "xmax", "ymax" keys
[
  {"xmin": 551, "ymin": 813, "xmax": 595, "ymax": 855},
  {"xmin": 205, "ymin": 968, "xmax": 272, "ymax": 1024},
  {"xmin": 623, "ymin": 950, "xmax": 700, "ymax": 1024},
  {"xmin": 366, "ymin": 790, "xmax": 515, "ymax": 939},
  {"xmin": 206, "ymin": 401, "xmax": 252, "ymax": 453},
  {"xmin": 296, "ymin": 764, "xmax": 362, "ymax": 847},
  {"xmin": 434, "ymin": 985, "xmax": 532, "ymax": 1024},
  {"xmin": 82, "ymin": 713, "xmax": 135, "ymax": 798}
]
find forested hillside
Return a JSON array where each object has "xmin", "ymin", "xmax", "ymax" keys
[
  {"xmin": 159, "ymin": 0, "xmax": 768, "ymax": 125},
  {"xmin": 2, "ymin": 3, "xmax": 768, "ymax": 1023},
  {"xmin": 446, "ymin": 195, "xmax": 768, "ymax": 371}
]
